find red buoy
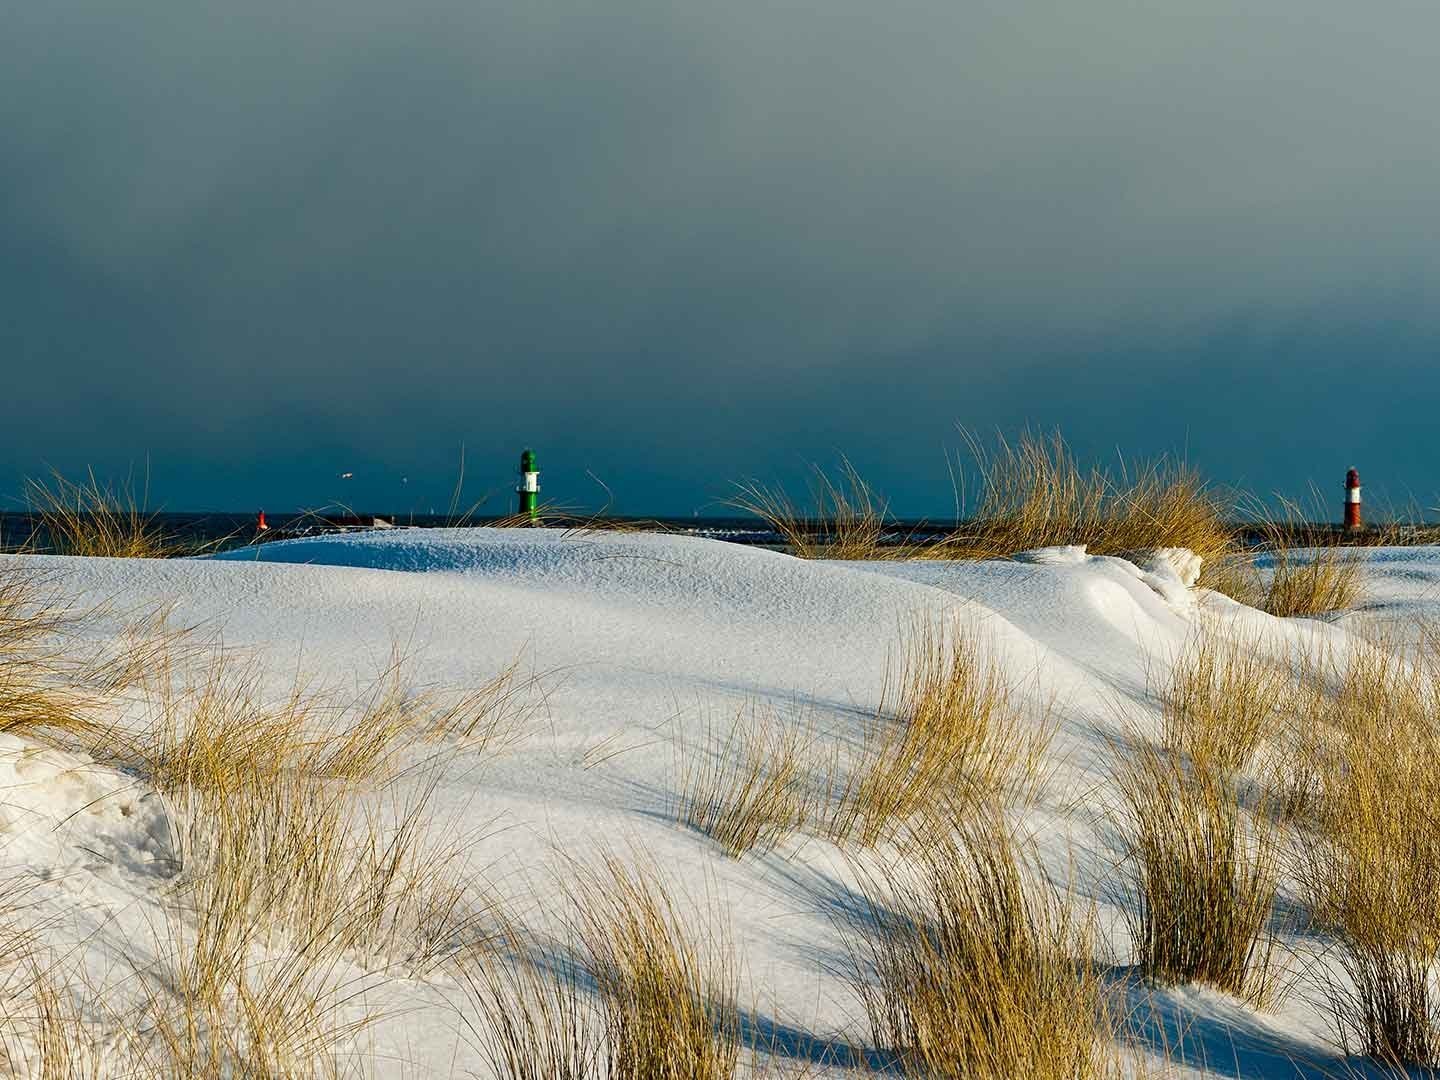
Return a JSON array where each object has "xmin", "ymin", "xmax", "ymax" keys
[{"xmin": 1344, "ymin": 468, "xmax": 1362, "ymax": 531}]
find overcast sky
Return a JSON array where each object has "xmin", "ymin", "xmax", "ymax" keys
[{"xmin": 4, "ymin": 1, "xmax": 1439, "ymax": 516}]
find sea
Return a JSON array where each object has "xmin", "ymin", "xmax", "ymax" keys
[{"xmin": 0, "ymin": 511, "xmax": 969, "ymax": 555}]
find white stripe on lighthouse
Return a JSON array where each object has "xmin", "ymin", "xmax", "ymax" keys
[
  {"xmin": 522, "ymin": 472, "xmax": 539, "ymax": 493},
  {"xmin": 1347, "ymin": 488, "xmax": 1361, "ymax": 503}
]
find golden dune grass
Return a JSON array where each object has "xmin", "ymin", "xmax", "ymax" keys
[
  {"xmin": 1259, "ymin": 541, "xmax": 1365, "ymax": 618},
  {"xmin": 672, "ymin": 619, "xmax": 1042, "ymax": 855},
  {"xmin": 134, "ymin": 897, "xmax": 377, "ymax": 1079},
  {"xmin": 938, "ymin": 430, "xmax": 1235, "ymax": 573},
  {"xmin": 1211, "ymin": 496, "xmax": 1367, "ymax": 617},
  {"xmin": 1114, "ymin": 740, "xmax": 1280, "ymax": 1003},
  {"xmin": 132, "ymin": 647, "xmax": 524, "ymax": 972},
  {"xmin": 571, "ymin": 857, "xmax": 740, "ymax": 1080},
  {"xmin": 0, "ymin": 567, "xmax": 89, "ymax": 737},
  {"xmin": 23, "ymin": 470, "xmax": 181, "ymax": 559},
  {"xmin": 731, "ymin": 433, "xmax": 1237, "ymax": 594},
  {"xmin": 1294, "ymin": 635, "xmax": 1440, "ymax": 1066},
  {"xmin": 673, "ymin": 704, "xmax": 817, "ymax": 857},
  {"xmin": 844, "ymin": 809, "xmax": 1115, "ymax": 1079},
  {"xmin": 1110, "ymin": 630, "xmax": 1286, "ymax": 1002},
  {"xmin": 1156, "ymin": 630, "xmax": 1292, "ymax": 774},
  {"xmin": 458, "ymin": 857, "xmax": 745, "ymax": 1080},
  {"xmin": 455, "ymin": 916, "xmax": 605, "ymax": 1080},
  {"xmin": 828, "ymin": 619, "xmax": 1046, "ymax": 848},
  {"xmin": 730, "ymin": 458, "xmax": 890, "ymax": 560}
]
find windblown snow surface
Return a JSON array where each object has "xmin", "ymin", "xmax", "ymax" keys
[{"xmin": 6, "ymin": 530, "xmax": 1440, "ymax": 1077}]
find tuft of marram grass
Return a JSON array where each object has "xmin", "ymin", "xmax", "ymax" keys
[
  {"xmin": 23, "ymin": 469, "xmax": 181, "ymax": 558},
  {"xmin": 730, "ymin": 432, "xmax": 1237, "ymax": 572},
  {"xmin": 1295, "ymin": 634, "xmax": 1440, "ymax": 1067},
  {"xmin": 1114, "ymin": 739, "xmax": 1280, "ymax": 1003},
  {"xmin": 672, "ymin": 621, "xmax": 1043, "ymax": 856},
  {"xmin": 1107, "ymin": 628, "xmax": 1291, "ymax": 1002},
  {"xmin": 828, "ymin": 618, "xmax": 1047, "ymax": 848},
  {"xmin": 0, "ymin": 576, "xmax": 545, "ymax": 1075},
  {"xmin": 673, "ymin": 704, "xmax": 816, "ymax": 857},
  {"xmin": 1260, "ymin": 541, "xmax": 1365, "ymax": 618},
  {"xmin": 135, "ymin": 893, "xmax": 379, "ymax": 1079},
  {"xmin": 1156, "ymin": 630, "xmax": 1292, "ymax": 775},
  {"xmin": 133, "ymin": 643, "xmax": 537, "ymax": 797},
  {"xmin": 455, "ymin": 916, "xmax": 606, "ymax": 1080},
  {"xmin": 729, "ymin": 458, "xmax": 890, "ymax": 560},
  {"xmin": 1216, "ymin": 497, "xmax": 1367, "ymax": 617},
  {"xmin": 844, "ymin": 808, "xmax": 1117, "ymax": 1080},
  {"xmin": 938, "ymin": 429, "xmax": 1236, "ymax": 575},
  {"xmin": 0, "ymin": 564, "xmax": 126, "ymax": 749},
  {"xmin": 570, "ymin": 856, "xmax": 740, "ymax": 1080}
]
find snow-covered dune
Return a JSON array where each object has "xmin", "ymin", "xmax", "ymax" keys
[{"xmin": 2, "ymin": 530, "xmax": 1436, "ymax": 1076}]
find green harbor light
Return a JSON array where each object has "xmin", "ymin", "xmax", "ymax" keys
[{"xmin": 517, "ymin": 448, "xmax": 539, "ymax": 523}]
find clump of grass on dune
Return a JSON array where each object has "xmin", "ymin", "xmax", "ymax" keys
[
  {"xmin": 0, "ymin": 564, "xmax": 120, "ymax": 748},
  {"xmin": 572, "ymin": 856, "xmax": 740, "ymax": 1080},
  {"xmin": 415, "ymin": 653, "xmax": 540, "ymax": 752},
  {"xmin": 1108, "ymin": 629, "xmax": 1289, "ymax": 1003},
  {"xmin": 455, "ymin": 915, "xmax": 605, "ymax": 1080},
  {"xmin": 0, "ymin": 961, "xmax": 110, "ymax": 1079},
  {"xmin": 1110, "ymin": 628, "xmax": 1287, "ymax": 1002},
  {"xmin": 673, "ymin": 704, "xmax": 817, "ymax": 857},
  {"xmin": 132, "ymin": 649, "xmax": 521, "ymax": 971},
  {"xmin": 1258, "ymin": 536, "xmax": 1365, "ymax": 620},
  {"xmin": 134, "ymin": 643, "xmax": 537, "ymax": 796},
  {"xmin": 828, "ymin": 618, "xmax": 1047, "ymax": 848},
  {"xmin": 1156, "ymin": 630, "xmax": 1292, "ymax": 774},
  {"xmin": 132, "ymin": 885, "xmax": 379, "ymax": 1080},
  {"xmin": 670, "ymin": 620, "xmax": 1042, "ymax": 856},
  {"xmin": 938, "ymin": 430, "xmax": 1235, "ymax": 575},
  {"xmin": 1296, "ymin": 634, "xmax": 1440, "ymax": 1067},
  {"xmin": 1114, "ymin": 739, "xmax": 1280, "ymax": 1003},
  {"xmin": 730, "ymin": 458, "xmax": 889, "ymax": 560},
  {"xmin": 116, "ymin": 659, "xmax": 517, "ymax": 1072},
  {"xmin": 1211, "ymin": 496, "xmax": 1366, "ymax": 617},
  {"xmin": 0, "ymin": 572, "xmax": 544, "ymax": 1073},
  {"xmin": 23, "ymin": 469, "xmax": 180, "ymax": 559},
  {"xmin": 844, "ymin": 808, "xmax": 1115, "ymax": 1079},
  {"xmin": 729, "ymin": 432, "xmax": 1239, "ymax": 586},
  {"xmin": 166, "ymin": 765, "xmax": 484, "ymax": 972},
  {"xmin": 456, "ymin": 858, "xmax": 743, "ymax": 1080}
]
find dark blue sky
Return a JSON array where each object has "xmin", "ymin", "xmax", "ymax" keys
[{"xmin": 4, "ymin": 2, "xmax": 1438, "ymax": 517}]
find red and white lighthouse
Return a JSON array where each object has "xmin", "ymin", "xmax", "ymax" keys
[{"xmin": 1344, "ymin": 468, "xmax": 1362, "ymax": 531}]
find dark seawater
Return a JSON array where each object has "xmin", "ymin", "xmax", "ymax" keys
[
  {"xmin": 8, "ymin": 511, "xmax": 1386, "ymax": 557},
  {"xmin": 0, "ymin": 511, "xmax": 972, "ymax": 555}
]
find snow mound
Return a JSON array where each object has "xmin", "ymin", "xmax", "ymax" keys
[
  {"xmin": 10, "ymin": 533, "xmax": 1433, "ymax": 1077},
  {"xmin": 1013, "ymin": 544, "xmax": 1089, "ymax": 565},
  {"xmin": 1146, "ymin": 547, "xmax": 1203, "ymax": 588},
  {"xmin": 0, "ymin": 735, "xmax": 173, "ymax": 881},
  {"xmin": 211, "ymin": 526, "xmax": 760, "ymax": 578}
]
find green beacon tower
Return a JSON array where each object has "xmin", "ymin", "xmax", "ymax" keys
[{"xmin": 517, "ymin": 449, "xmax": 539, "ymax": 523}]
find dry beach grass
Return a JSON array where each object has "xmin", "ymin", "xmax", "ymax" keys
[
  {"xmin": 1113, "ymin": 740, "xmax": 1281, "ymax": 1004},
  {"xmin": 936, "ymin": 430, "xmax": 1235, "ymax": 573},
  {"xmin": 730, "ymin": 458, "xmax": 890, "ymax": 560},
  {"xmin": 1292, "ymin": 635, "xmax": 1440, "ymax": 1068},
  {"xmin": 23, "ymin": 470, "xmax": 182, "ymax": 559},
  {"xmin": 826, "ymin": 617, "xmax": 1047, "ymax": 848},
  {"xmin": 673, "ymin": 704, "xmax": 815, "ymax": 857},
  {"xmin": 1110, "ymin": 629, "xmax": 1299, "ymax": 1004},
  {"xmin": 674, "ymin": 618, "xmax": 1046, "ymax": 856},
  {"xmin": 735, "ymin": 431, "xmax": 1236, "ymax": 571},
  {"xmin": 843, "ymin": 809, "xmax": 1117, "ymax": 1079}
]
